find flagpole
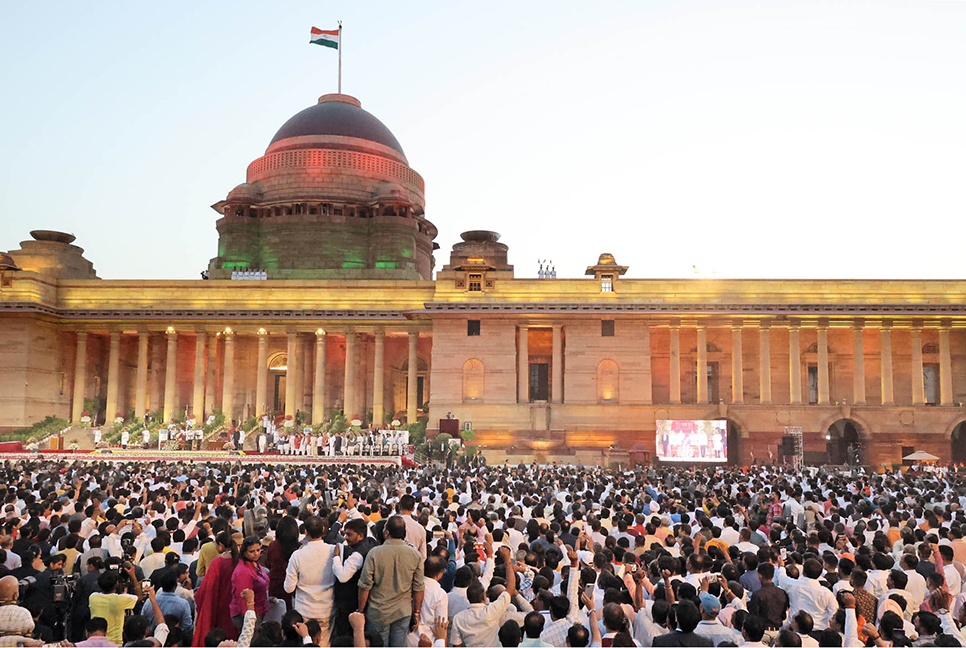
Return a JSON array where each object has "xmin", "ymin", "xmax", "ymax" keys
[{"xmin": 338, "ymin": 21, "xmax": 342, "ymax": 94}]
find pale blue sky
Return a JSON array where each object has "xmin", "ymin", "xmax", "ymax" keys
[{"xmin": 2, "ymin": 2, "xmax": 964, "ymax": 280}]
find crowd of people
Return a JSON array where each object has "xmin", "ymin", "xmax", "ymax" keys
[
  {"xmin": 98, "ymin": 422, "xmax": 411, "ymax": 456},
  {"xmin": 2, "ymin": 458, "xmax": 966, "ymax": 647}
]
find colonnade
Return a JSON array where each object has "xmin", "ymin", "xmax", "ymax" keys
[
  {"xmin": 513, "ymin": 319, "xmax": 956, "ymax": 406},
  {"xmin": 69, "ymin": 327, "xmax": 423, "ymax": 426}
]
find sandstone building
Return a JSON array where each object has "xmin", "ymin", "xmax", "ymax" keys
[{"xmin": 3, "ymin": 94, "xmax": 966, "ymax": 467}]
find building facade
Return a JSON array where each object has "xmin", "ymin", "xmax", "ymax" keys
[{"xmin": 2, "ymin": 94, "xmax": 966, "ymax": 467}]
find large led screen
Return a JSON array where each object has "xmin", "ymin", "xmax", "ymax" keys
[{"xmin": 656, "ymin": 419, "xmax": 727, "ymax": 462}]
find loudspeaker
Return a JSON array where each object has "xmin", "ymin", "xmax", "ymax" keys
[{"xmin": 781, "ymin": 435, "xmax": 795, "ymax": 456}]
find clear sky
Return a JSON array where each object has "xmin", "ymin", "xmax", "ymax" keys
[{"xmin": 2, "ymin": 2, "xmax": 964, "ymax": 280}]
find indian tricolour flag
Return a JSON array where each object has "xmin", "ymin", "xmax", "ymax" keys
[{"xmin": 309, "ymin": 27, "xmax": 339, "ymax": 49}]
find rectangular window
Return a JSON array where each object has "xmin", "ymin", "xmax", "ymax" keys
[
  {"xmin": 467, "ymin": 320, "xmax": 481, "ymax": 336},
  {"xmin": 601, "ymin": 275, "xmax": 613, "ymax": 292},
  {"xmin": 924, "ymin": 364, "xmax": 939, "ymax": 405},
  {"xmin": 807, "ymin": 365, "xmax": 819, "ymax": 405},
  {"xmin": 468, "ymin": 273, "xmax": 482, "ymax": 292},
  {"xmin": 601, "ymin": 320, "xmax": 615, "ymax": 337}
]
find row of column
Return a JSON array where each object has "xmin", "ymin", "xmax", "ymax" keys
[
  {"xmin": 683, "ymin": 321, "xmax": 954, "ymax": 406},
  {"xmin": 510, "ymin": 320, "xmax": 955, "ymax": 407},
  {"xmin": 71, "ymin": 328, "xmax": 422, "ymax": 425}
]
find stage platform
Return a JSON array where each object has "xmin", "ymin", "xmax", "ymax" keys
[{"xmin": 0, "ymin": 450, "xmax": 406, "ymax": 466}]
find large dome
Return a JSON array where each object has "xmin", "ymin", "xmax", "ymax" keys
[{"xmin": 269, "ymin": 94, "xmax": 404, "ymax": 155}]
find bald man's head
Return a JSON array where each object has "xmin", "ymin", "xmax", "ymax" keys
[{"xmin": 0, "ymin": 575, "xmax": 19, "ymax": 602}]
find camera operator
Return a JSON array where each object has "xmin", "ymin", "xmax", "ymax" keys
[
  {"xmin": 68, "ymin": 555, "xmax": 106, "ymax": 643},
  {"xmin": 88, "ymin": 560, "xmax": 143, "ymax": 646},
  {"xmin": 19, "ymin": 552, "xmax": 69, "ymax": 641},
  {"xmin": 0, "ymin": 575, "xmax": 35, "ymax": 644}
]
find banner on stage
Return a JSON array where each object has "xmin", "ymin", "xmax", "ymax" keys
[{"xmin": 656, "ymin": 420, "xmax": 727, "ymax": 462}]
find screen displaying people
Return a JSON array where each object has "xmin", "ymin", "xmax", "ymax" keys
[{"xmin": 656, "ymin": 419, "xmax": 727, "ymax": 462}]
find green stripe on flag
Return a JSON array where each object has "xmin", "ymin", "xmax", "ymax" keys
[{"xmin": 310, "ymin": 38, "xmax": 338, "ymax": 49}]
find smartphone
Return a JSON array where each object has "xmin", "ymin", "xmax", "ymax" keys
[
  {"xmin": 141, "ymin": 580, "xmax": 151, "ymax": 589},
  {"xmin": 433, "ymin": 531, "xmax": 445, "ymax": 539},
  {"xmin": 584, "ymin": 583, "xmax": 594, "ymax": 599}
]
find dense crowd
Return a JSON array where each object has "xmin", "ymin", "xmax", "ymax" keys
[{"xmin": 2, "ymin": 458, "xmax": 966, "ymax": 647}]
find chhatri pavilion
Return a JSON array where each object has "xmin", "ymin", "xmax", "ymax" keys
[{"xmin": 3, "ymin": 93, "xmax": 966, "ymax": 466}]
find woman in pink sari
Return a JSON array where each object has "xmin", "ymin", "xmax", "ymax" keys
[{"xmin": 194, "ymin": 531, "xmax": 239, "ymax": 642}]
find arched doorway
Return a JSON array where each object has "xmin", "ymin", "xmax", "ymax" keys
[
  {"xmin": 827, "ymin": 419, "xmax": 861, "ymax": 465},
  {"xmin": 715, "ymin": 418, "xmax": 742, "ymax": 466},
  {"xmin": 952, "ymin": 422, "xmax": 966, "ymax": 463},
  {"xmin": 268, "ymin": 353, "xmax": 287, "ymax": 413}
]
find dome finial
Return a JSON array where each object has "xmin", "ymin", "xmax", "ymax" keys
[{"xmin": 318, "ymin": 93, "xmax": 361, "ymax": 108}]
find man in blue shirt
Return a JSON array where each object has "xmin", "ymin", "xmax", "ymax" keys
[{"xmin": 142, "ymin": 567, "xmax": 192, "ymax": 642}]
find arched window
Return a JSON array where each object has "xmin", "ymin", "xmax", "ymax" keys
[
  {"xmin": 597, "ymin": 359, "xmax": 619, "ymax": 403},
  {"xmin": 462, "ymin": 359, "xmax": 485, "ymax": 402}
]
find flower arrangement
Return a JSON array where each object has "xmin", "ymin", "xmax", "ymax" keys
[
  {"xmin": 26, "ymin": 442, "xmax": 39, "ymax": 452},
  {"xmin": 95, "ymin": 441, "xmax": 109, "ymax": 449},
  {"xmin": 223, "ymin": 442, "xmax": 236, "ymax": 450},
  {"xmin": 113, "ymin": 413, "xmax": 124, "ymax": 426},
  {"xmin": 68, "ymin": 442, "xmax": 79, "ymax": 452},
  {"xmin": 186, "ymin": 413, "xmax": 197, "ymax": 428},
  {"xmin": 80, "ymin": 411, "xmax": 92, "ymax": 427},
  {"xmin": 284, "ymin": 416, "xmax": 294, "ymax": 429}
]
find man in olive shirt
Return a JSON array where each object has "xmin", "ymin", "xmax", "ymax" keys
[{"xmin": 358, "ymin": 516, "xmax": 425, "ymax": 647}]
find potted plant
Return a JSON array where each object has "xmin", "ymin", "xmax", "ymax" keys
[{"xmin": 80, "ymin": 411, "xmax": 92, "ymax": 427}]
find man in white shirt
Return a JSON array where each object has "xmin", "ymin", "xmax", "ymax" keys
[
  {"xmin": 452, "ymin": 547, "xmax": 518, "ymax": 647},
  {"xmin": 284, "ymin": 515, "xmax": 336, "ymax": 646},
  {"xmin": 399, "ymin": 495, "xmax": 428, "ymax": 560},
  {"xmin": 409, "ymin": 556, "xmax": 448, "ymax": 645},
  {"xmin": 782, "ymin": 559, "xmax": 838, "ymax": 631},
  {"xmin": 448, "ymin": 557, "xmax": 494, "ymax": 645}
]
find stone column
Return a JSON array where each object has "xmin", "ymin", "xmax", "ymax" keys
[
  {"xmin": 135, "ymin": 331, "xmax": 149, "ymax": 419},
  {"xmin": 880, "ymin": 324, "xmax": 894, "ymax": 405},
  {"xmin": 255, "ymin": 330, "xmax": 268, "ymax": 418},
  {"xmin": 940, "ymin": 326, "xmax": 953, "ymax": 405},
  {"xmin": 551, "ymin": 325, "xmax": 563, "ymax": 404},
  {"xmin": 853, "ymin": 323, "xmax": 866, "ymax": 404},
  {"xmin": 817, "ymin": 325, "xmax": 830, "ymax": 405},
  {"xmin": 312, "ymin": 330, "xmax": 326, "ymax": 425},
  {"xmin": 669, "ymin": 325, "xmax": 681, "ymax": 404},
  {"xmin": 205, "ymin": 335, "xmax": 217, "ymax": 416},
  {"xmin": 193, "ymin": 333, "xmax": 207, "ymax": 418},
  {"xmin": 789, "ymin": 324, "xmax": 802, "ymax": 404},
  {"xmin": 163, "ymin": 330, "xmax": 178, "ymax": 423},
  {"xmin": 222, "ymin": 331, "xmax": 235, "ymax": 422},
  {"xmin": 373, "ymin": 330, "xmax": 385, "ymax": 426},
  {"xmin": 285, "ymin": 332, "xmax": 299, "ymax": 418},
  {"xmin": 696, "ymin": 325, "xmax": 708, "ymax": 404},
  {"xmin": 911, "ymin": 327, "xmax": 925, "ymax": 405},
  {"xmin": 759, "ymin": 325, "xmax": 772, "ymax": 404},
  {"xmin": 641, "ymin": 323, "xmax": 653, "ymax": 404},
  {"xmin": 104, "ymin": 331, "xmax": 121, "ymax": 423},
  {"xmin": 518, "ymin": 326, "xmax": 529, "ymax": 403},
  {"xmin": 731, "ymin": 323, "xmax": 743, "ymax": 404},
  {"xmin": 344, "ymin": 332, "xmax": 357, "ymax": 418},
  {"xmin": 407, "ymin": 332, "xmax": 418, "ymax": 422},
  {"xmin": 71, "ymin": 331, "xmax": 88, "ymax": 423}
]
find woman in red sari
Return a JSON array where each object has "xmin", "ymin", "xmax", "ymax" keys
[{"xmin": 194, "ymin": 531, "xmax": 239, "ymax": 642}]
